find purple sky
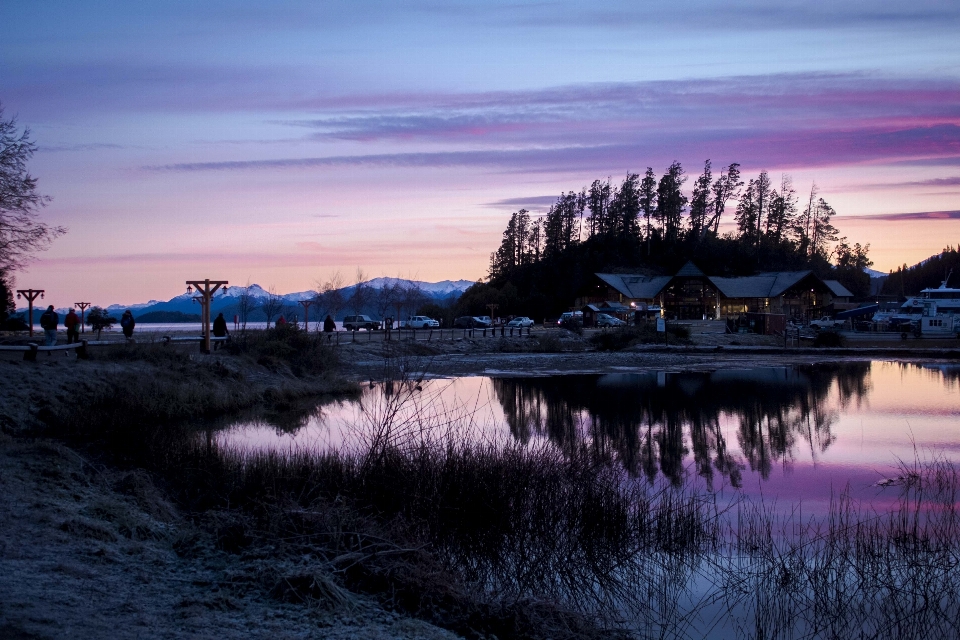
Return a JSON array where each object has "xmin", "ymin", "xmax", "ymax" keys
[{"xmin": 3, "ymin": 1, "xmax": 960, "ymax": 305}]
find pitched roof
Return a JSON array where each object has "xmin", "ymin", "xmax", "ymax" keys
[
  {"xmin": 596, "ymin": 269, "xmax": 834, "ymax": 301},
  {"xmin": 584, "ymin": 301, "xmax": 630, "ymax": 312},
  {"xmin": 709, "ymin": 271, "xmax": 831, "ymax": 298},
  {"xmin": 708, "ymin": 275, "xmax": 780, "ymax": 298},
  {"xmin": 674, "ymin": 261, "xmax": 706, "ymax": 277},
  {"xmin": 596, "ymin": 273, "xmax": 672, "ymax": 300},
  {"xmin": 823, "ymin": 280, "xmax": 854, "ymax": 297}
]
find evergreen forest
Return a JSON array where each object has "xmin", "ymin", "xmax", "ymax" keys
[
  {"xmin": 460, "ymin": 161, "xmax": 874, "ymax": 319},
  {"xmin": 880, "ymin": 246, "xmax": 960, "ymax": 297}
]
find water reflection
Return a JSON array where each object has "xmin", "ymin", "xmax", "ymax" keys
[
  {"xmin": 221, "ymin": 361, "xmax": 960, "ymax": 497},
  {"xmin": 492, "ymin": 364, "xmax": 872, "ymax": 488}
]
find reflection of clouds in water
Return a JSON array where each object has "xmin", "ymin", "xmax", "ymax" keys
[
  {"xmin": 219, "ymin": 376, "xmax": 517, "ymax": 456},
  {"xmin": 218, "ymin": 362, "xmax": 959, "ymax": 500}
]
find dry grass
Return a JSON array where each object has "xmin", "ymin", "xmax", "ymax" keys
[{"xmin": 31, "ymin": 357, "xmax": 960, "ymax": 639}]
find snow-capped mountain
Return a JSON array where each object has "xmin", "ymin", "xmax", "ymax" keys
[
  {"xmin": 18, "ymin": 278, "xmax": 475, "ymax": 322},
  {"xmin": 74, "ymin": 279, "xmax": 475, "ymax": 321},
  {"xmin": 106, "ymin": 300, "xmax": 164, "ymax": 314},
  {"xmin": 364, "ymin": 277, "xmax": 475, "ymax": 296}
]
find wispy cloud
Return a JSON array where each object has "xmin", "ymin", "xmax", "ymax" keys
[
  {"xmin": 841, "ymin": 210, "xmax": 960, "ymax": 221},
  {"xmin": 148, "ymin": 73, "xmax": 960, "ymax": 174},
  {"xmin": 902, "ymin": 177, "xmax": 960, "ymax": 187},
  {"xmin": 858, "ymin": 176, "xmax": 960, "ymax": 189},
  {"xmin": 38, "ymin": 142, "xmax": 127, "ymax": 153},
  {"xmin": 890, "ymin": 156, "xmax": 960, "ymax": 167},
  {"xmin": 282, "ymin": 73, "xmax": 960, "ymax": 144},
  {"xmin": 485, "ymin": 196, "xmax": 559, "ymax": 210},
  {"xmin": 150, "ymin": 123, "xmax": 960, "ymax": 175}
]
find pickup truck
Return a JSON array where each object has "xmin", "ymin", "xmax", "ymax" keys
[{"xmin": 810, "ymin": 316, "xmax": 844, "ymax": 330}]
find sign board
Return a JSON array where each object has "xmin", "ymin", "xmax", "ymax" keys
[{"xmin": 656, "ymin": 318, "xmax": 666, "ymax": 333}]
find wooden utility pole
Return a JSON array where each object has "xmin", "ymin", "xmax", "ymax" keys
[
  {"xmin": 186, "ymin": 279, "xmax": 228, "ymax": 354},
  {"xmin": 486, "ymin": 303, "xmax": 499, "ymax": 323},
  {"xmin": 16, "ymin": 289, "xmax": 45, "ymax": 336},
  {"xmin": 74, "ymin": 302, "xmax": 91, "ymax": 333},
  {"xmin": 298, "ymin": 299, "xmax": 314, "ymax": 331}
]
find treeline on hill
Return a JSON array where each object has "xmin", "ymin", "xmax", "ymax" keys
[
  {"xmin": 880, "ymin": 246, "xmax": 960, "ymax": 297},
  {"xmin": 456, "ymin": 161, "xmax": 872, "ymax": 320}
]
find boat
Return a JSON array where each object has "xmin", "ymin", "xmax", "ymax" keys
[{"xmin": 900, "ymin": 270, "xmax": 960, "ymax": 337}]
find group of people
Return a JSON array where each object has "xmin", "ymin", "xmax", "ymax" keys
[
  {"xmin": 38, "ymin": 305, "xmax": 83, "ymax": 346},
  {"xmin": 30, "ymin": 306, "xmax": 328, "ymax": 348},
  {"xmin": 35, "ymin": 306, "xmax": 138, "ymax": 346}
]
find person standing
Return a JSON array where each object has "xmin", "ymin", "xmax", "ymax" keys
[
  {"xmin": 120, "ymin": 310, "xmax": 136, "ymax": 341},
  {"xmin": 323, "ymin": 314, "xmax": 336, "ymax": 332},
  {"xmin": 64, "ymin": 308, "xmax": 80, "ymax": 344},
  {"xmin": 275, "ymin": 314, "xmax": 287, "ymax": 328},
  {"xmin": 39, "ymin": 305, "xmax": 58, "ymax": 346},
  {"xmin": 213, "ymin": 312, "xmax": 229, "ymax": 350}
]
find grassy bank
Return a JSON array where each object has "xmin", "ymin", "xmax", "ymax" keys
[
  {"xmin": 590, "ymin": 324, "xmax": 691, "ymax": 351},
  {"xmin": 21, "ymin": 346, "xmax": 960, "ymax": 638}
]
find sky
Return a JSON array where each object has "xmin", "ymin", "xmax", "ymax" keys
[{"xmin": 2, "ymin": 0, "xmax": 960, "ymax": 306}]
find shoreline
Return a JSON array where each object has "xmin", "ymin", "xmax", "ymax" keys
[{"xmin": 2, "ymin": 341, "xmax": 957, "ymax": 639}]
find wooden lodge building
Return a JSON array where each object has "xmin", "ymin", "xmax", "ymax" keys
[{"xmin": 578, "ymin": 262, "xmax": 853, "ymax": 323}]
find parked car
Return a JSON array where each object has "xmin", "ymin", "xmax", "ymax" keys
[
  {"xmin": 342, "ymin": 314, "xmax": 381, "ymax": 331},
  {"xmin": 454, "ymin": 316, "xmax": 478, "ymax": 328},
  {"xmin": 810, "ymin": 316, "xmax": 843, "ymax": 330},
  {"xmin": 506, "ymin": 316, "xmax": 534, "ymax": 328},
  {"xmin": 557, "ymin": 311, "xmax": 584, "ymax": 326},
  {"xmin": 406, "ymin": 315, "xmax": 439, "ymax": 329},
  {"xmin": 596, "ymin": 313, "xmax": 625, "ymax": 327},
  {"xmin": 472, "ymin": 316, "xmax": 492, "ymax": 328}
]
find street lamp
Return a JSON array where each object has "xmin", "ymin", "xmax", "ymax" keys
[
  {"xmin": 74, "ymin": 302, "xmax": 91, "ymax": 333},
  {"xmin": 185, "ymin": 278, "xmax": 228, "ymax": 353},
  {"xmin": 16, "ymin": 289, "xmax": 45, "ymax": 336},
  {"xmin": 298, "ymin": 299, "xmax": 314, "ymax": 331}
]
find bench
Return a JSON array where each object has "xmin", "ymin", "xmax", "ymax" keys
[
  {"xmin": 160, "ymin": 336, "xmax": 229, "ymax": 344},
  {"xmin": 0, "ymin": 340, "xmax": 90, "ymax": 361}
]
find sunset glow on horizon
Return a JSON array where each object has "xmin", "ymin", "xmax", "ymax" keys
[{"xmin": 3, "ymin": 1, "xmax": 960, "ymax": 306}]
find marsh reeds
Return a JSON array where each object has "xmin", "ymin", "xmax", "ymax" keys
[
  {"xmin": 711, "ymin": 454, "xmax": 960, "ymax": 639},
  {"xmin": 43, "ymin": 363, "xmax": 960, "ymax": 639}
]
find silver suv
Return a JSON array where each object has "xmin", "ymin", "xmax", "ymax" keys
[
  {"xmin": 343, "ymin": 314, "xmax": 381, "ymax": 331},
  {"xmin": 406, "ymin": 315, "xmax": 439, "ymax": 329}
]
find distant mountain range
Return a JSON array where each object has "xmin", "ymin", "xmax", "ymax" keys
[{"xmin": 19, "ymin": 278, "xmax": 475, "ymax": 323}]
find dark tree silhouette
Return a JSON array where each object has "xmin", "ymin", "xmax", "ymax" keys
[
  {"xmin": 656, "ymin": 162, "xmax": 687, "ymax": 245},
  {"xmin": 0, "ymin": 103, "xmax": 66, "ymax": 271}
]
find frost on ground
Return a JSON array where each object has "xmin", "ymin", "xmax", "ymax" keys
[
  {"xmin": 0, "ymin": 434, "xmax": 457, "ymax": 640},
  {"xmin": 0, "ymin": 357, "xmax": 456, "ymax": 640}
]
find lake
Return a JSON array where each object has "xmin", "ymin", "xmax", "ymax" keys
[{"xmin": 222, "ymin": 360, "xmax": 960, "ymax": 510}]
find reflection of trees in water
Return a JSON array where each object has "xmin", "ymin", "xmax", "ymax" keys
[
  {"xmin": 917, "ymin": 363, "xmax": 960, "ymax": 390},
  {"xmin": 492, "ymin": 363, "xmax": 871, "ymax": 487}
]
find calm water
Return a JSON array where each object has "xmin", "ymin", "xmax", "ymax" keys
[{"xmin": 222, "ymin": 361, "xmax": 960, "ymax": 509}]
